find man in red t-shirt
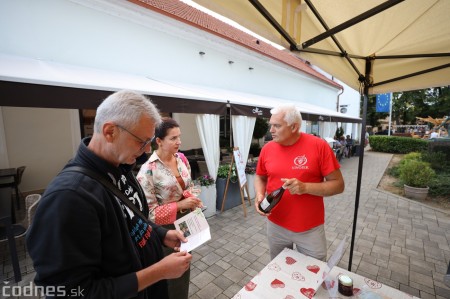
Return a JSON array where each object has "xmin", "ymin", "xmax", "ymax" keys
[{"xmin": 255, "ymin": 105, "xmax": 344, "ymax": 261}]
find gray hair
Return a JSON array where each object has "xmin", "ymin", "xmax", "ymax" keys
[
  {"xmin": 270, "ymin": 104, "xmax": 302, "ymax": 126},
  {"xmin": 94, "ymin": 90, "xmax": 161, "ymax": 132}
]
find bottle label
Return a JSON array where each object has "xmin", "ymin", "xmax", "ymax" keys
[{"xmin": 260, "ymin": 198, "xmax": 270, "ymax": 210}]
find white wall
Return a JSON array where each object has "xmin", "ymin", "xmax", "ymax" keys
[
  {"xmin": 0, "ymin": 0, "xmax": 350, "ymax": 191},
  {"xmin": 2, "ymin": 107, "xmax": 79, "ymax": 192},
  {"xmin": 0, "ymin": 0, "xmax": 339, "ymax": 108},
  {"xmin": 172, "ymin": 113, "xmax": 201, "ymax": 151}
]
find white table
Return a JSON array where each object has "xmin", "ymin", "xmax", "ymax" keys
[{"xmin": 233, "ymin": 248, "xmax": 419, "ymax": 299}]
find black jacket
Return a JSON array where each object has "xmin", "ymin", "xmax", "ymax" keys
[{"xmin": 27, "ymin": 138, "xmax": 169, "ymax": 298}]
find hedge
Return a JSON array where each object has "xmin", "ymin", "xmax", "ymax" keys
[{"xmin": 369, "ymin": 136, "xmax": 428, "ymax": 154}]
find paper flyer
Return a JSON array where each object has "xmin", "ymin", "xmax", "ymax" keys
[{"xmin": 174, "ymin": 208, "xmax": 211, "ymax": 252}]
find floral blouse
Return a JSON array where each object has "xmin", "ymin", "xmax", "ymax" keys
[{"xmin": 136, "ymin": 152, "xmax": 192, "ymax": 225}]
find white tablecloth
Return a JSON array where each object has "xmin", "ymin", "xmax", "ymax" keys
[{"xmin": 233, "ymin": 248, "xmax": 419, "ymax": 299}]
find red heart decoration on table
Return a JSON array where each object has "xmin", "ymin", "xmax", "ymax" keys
[
  {"xmin": 245, "ymin": 281, "xmax": 257, "ymax": 291},
  {"xmin": 307, "ymin": 265, "xmax": 320, "ymax": 274},
  {"xmin": 300, "ymin": 288, "xmax": 315, "ymax": 298},
  {"xmin": 285, "ymin": 256, "xmax": 297, "ymax": 265},
  {"xmin": 270, "ymin": 279, "xmax": 285, "ymax": 288},
  {"xmin": 353, "ymin": 288, "xmax": 361, "ymax": 295},
  {"xmin": 364, "ymin": 278, "xmax": 382, "ymax": 289},
  {"xmin": 291, "ymin": 271, "xmax": 305, "ymax": 281}
]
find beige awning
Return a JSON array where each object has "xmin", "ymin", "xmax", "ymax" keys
[{"xmin": 191, "ymin": 0, "xmax": 450, "ymax": 94}]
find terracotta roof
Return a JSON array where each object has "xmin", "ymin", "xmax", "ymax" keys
[{"xmin": 128, "ymin": 0, "xmax": 342, "ymax": 90}]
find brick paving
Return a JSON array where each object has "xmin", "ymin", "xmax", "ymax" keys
[{"xmin": 1, "ymin": 150, "xmax": 449, "ymax": 298}]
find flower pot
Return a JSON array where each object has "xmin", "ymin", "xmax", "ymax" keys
[
  {"xmin": 404, "ymin": 184, "xmax": 429, "ymax": 200},
  {"xmin": 216, "ymin": 178, "xmax": 242, "ymax": 211},
  {"xmin": 245, "ymin": 174, "xmax": 256, "ymax": 199},
  {"xmin": 199, "ymin": 185, "xmax": 216, "ymax": 218}
]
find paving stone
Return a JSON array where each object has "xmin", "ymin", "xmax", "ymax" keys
[
  {"xmin": 390, "ymin": 270, "xmax": 409, "ymax": 285},
  {"xmin": 3, "ymin": 151, "xmax": 449, "ymax": 299},
  {"xmin": 191, "ymin": 271, "xmax": 215, "ymax": 289},
  {"xmin": 207, "ymin": 264, "xmax": 227, "ymax": 277},
  {"xmin": 409, "ymin": 280, "xmax": 435, "ymax": 296},
  {"xmin": 201, "ymin": 252, "xmax": 222, "ymax": 266},
  {"xmin": 195, "ymin": 282, "xmax": 223, "ymax": 299},
  {"xmin": 399, "ymin": 284, "xmax": 421, "ymax": 297},
  {"xmin": 435, "ymin": 285, "xmax": 450, "ymax": 299},
  {"xmin": 359, "ymin": 260, "xmax": 379, "ymax": 276},
  {"xmin": 222, "ymin": 266, "xmax": 247, "ymax": 283}
]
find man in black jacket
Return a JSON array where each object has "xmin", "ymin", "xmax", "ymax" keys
[{"xmin": 27, "ymin": 90, "xmax": 191, "ymax": 298}]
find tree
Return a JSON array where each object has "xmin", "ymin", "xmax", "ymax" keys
[
  {"xmin": 360, "ymin": 95, "xmax": 388, "ymax": 128},
  {"xmin": 253, "ymin": 117, "xmax": 269, "ymax": 142},
  {"xmin": 361, "ymin": 86, "xmax": 450, "ymax": 128}
]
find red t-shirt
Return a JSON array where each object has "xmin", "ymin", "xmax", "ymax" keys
[{"xmin": 256, "ymin": 133, "xmax": 340, "ymax": 232}]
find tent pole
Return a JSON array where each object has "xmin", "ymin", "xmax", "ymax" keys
[{"xmin": 348, "ymin": 57, "xmax": 371, "ymax": 271}]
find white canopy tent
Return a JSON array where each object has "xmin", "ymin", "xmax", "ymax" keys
[
  {"xmin": 0, "ymin": 54, "xmax": 360, "ymax": 181},
  {"xmin": 191, "ymin": 0, "xmax": 450, "ymax": 94},
  {"xmin": 190, "ymin": 0, "xmax": 450, "ymax": 270}
]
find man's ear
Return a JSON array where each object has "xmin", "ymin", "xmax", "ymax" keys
[
  {"xmin": 291, "ymin": 123, "xmax": 298, "ymax": 132},
  {"xmin": 103, "ymin": 122, "xmax": 116, "ymax": 142}
]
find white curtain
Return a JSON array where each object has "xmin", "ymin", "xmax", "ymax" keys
[
  {"xmin": 322, "ymin": 121, "xmax": 332, "ymax": 139},
  {"xmin": 300, "ymin": 120, "xmax": 307, "ymax": 133},
  {"xmin": 231, "ymin": 115, "xmax": 256, "ymax": 163},
  {"xmin": 196, "ymin": 114, "xmax": 220, "ymax": 180},
  {"xmin": 353, "ymin": 123, "xmax": 361, "ymax": 142},
  {"xmin": 318, "ymin": 121, "xmax": 325, "ymax": 138},
  {"xmin": 329, "ymin": 122, "xmax": 338, "ymax": 138}
]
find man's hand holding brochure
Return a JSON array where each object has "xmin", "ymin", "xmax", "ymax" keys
[{"xmin": 174, "ymin": 208, "xmax": 211, "ymax": 252}]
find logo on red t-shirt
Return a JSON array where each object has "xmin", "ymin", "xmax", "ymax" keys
[{"xmin": 293, "ymin": 155, "xmax": 309, "ymax": 170}]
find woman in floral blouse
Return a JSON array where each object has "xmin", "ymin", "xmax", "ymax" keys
[{"xmin": 137, "ymin": 117, "xmax": 202, "ymax": 299}]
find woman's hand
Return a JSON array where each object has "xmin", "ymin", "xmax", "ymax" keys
[{"xmin": 177, "ymin": 197, "xmax": 203, "ymax": 211}]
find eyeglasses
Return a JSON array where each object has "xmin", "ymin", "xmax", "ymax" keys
[{"xmin": 116, "ymin": 124, "xmax": 153, "ymax": 151}]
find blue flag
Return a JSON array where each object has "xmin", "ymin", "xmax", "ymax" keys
[{"xmin": 376, "ymin": 93, "xmax": 390, "ymax": 113}]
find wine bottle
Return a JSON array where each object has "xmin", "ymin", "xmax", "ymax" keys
[{"xmin": 258, "ymin": 186, "xmax": 285, "ymax": 213}]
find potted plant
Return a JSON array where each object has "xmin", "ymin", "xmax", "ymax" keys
[
  {"xmin": 196, "ymin": 175, "xmax": 216, "ymax": 218},
  {"xmin": 216, "ymin": 164, "xmax": 241, "ymax": 211},
  {"xmin": 399, "ymin": 159, "xmax": 435, "ymax": 200},
  {"xmin": 245, "ymin": 165, "xmax": 256, "ymax": 199}
]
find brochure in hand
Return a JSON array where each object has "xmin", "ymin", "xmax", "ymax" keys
[{"xmin": 174, "ymin": 208, "xmax": 211, "ymax": 252}]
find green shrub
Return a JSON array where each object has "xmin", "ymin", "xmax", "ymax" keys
[
  {"xmin": 387, "ymin": 165, "xmax": 401, "ymax": 178},
  {"xmin": 253, "ymin": 118, "xmax": 269, "ymax": 140},
  {"xmin": 403, "ymin": 152, "xmax": 422, "ymax": 161},
  {"xmin": 428, "ymin": 173, "xmax": 450, "ymax": 197},
  {"xmin": 217, "ymin": 164, "xmax": 238, "ymax": 182},
  {"xmin": 249, "ymin": 142, "xmax": 261, "ymax": 157},
  {"xmin": 399, "ymin": 160, "xmax": 435, "ymax": 188},
  {"xmin": 422, "ymin": 151, "xmax": 448, "ymax": 171},
  {"xmin": 428, "ymin": 141, "xmax": 450, "ymax": 161},
  {"xmin": 370, "ymin": 136, "xmax": 428, "ymax": 154}
]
